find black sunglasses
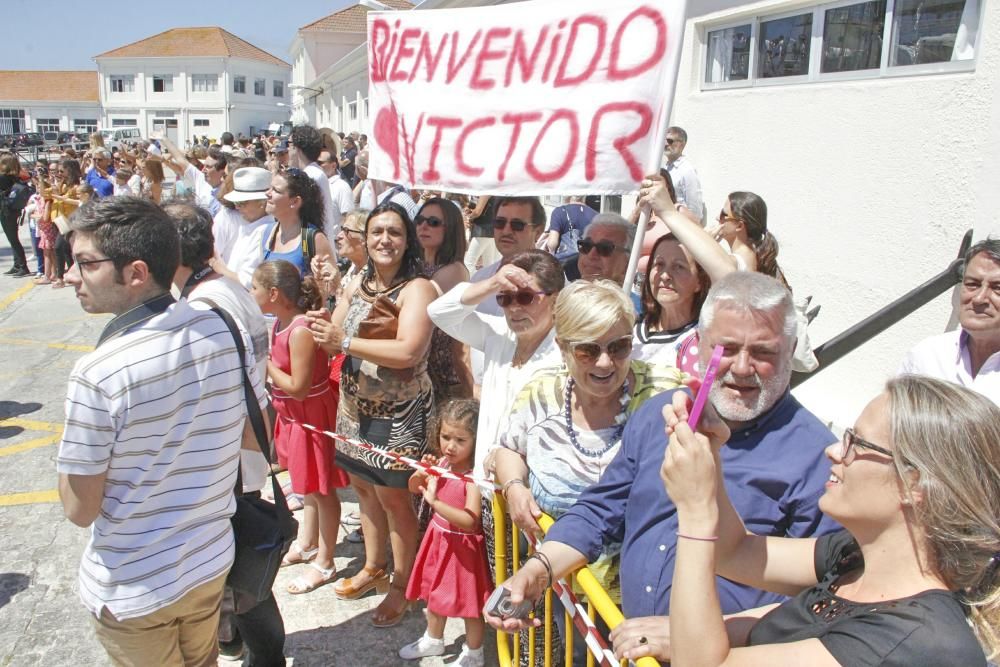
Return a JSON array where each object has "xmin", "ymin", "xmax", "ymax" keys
[
  {"xmin": 415, "ymin": 215, "xmax": 443, "ymax": 228},
  {"xmin": 496, "ymin": 290, "xmax": 549, "ymax": 308},
  {"xmin": 578, "ymin": 239, "xmax": 625, "ymax": 257},
  {"xmin": 493, "ymin": 217, "xmax": 530, "ymax": 232},
  {"xmin": 567, "ymin": 335, "xmax": 633, "ymax": 364}
]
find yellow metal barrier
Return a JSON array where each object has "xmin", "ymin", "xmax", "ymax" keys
[{"xmin": 492, "ymin": 494, "xmax": 661, "ymax": 667}]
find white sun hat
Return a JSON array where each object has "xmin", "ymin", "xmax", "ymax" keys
[{"xmin": 224, "ymin": 167, "xmax": 271, "ymax": 202}]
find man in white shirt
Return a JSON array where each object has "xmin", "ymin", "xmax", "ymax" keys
[
  {"xmin": 57, "ymin": 197, "xmax": 265, "ymax": 666},
  {"xmin": 663, "ymin": 126, "xmax": 705, "ymax": 225},
  {"xmin": 160, "ymin": 135, "xmax": 226, "ymax": 217},
  {"xmin": 288, "ymin": 125, "xmax": 338, "ymax": 243},
  {"xmin": 900, "ymin": 240, "xmax": 1000, "ymax": 404},
  {"xmin": 318, "ymin": 148, "xmax": 355, "ymax": 237}
]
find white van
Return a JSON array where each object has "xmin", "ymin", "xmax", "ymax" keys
[{"xmin": 99, "ymin": 127, "xmax": 142, "ymax": 150}]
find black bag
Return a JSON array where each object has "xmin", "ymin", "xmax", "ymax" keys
[{"xmin": 213, "ymin": 308, "xmax": 298, "ymax": 606}]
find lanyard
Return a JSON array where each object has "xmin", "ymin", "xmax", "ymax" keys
[
  {"xmin": 180, "ymin": 265, "xmax": 216, "ymax": 299},
  {"xmin": 97, "ymin": 292, "xmax": 175, "ymax": 348}
]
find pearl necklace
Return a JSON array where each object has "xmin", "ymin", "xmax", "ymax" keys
[{"xmin": 564, "ymin": 376, "xmax": 631, "ymax": 457}]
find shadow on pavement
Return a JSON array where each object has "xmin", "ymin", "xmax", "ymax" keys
[
  {"xmin": 0, "ymin": 400, "xmax": 43, "ymax": 420},
  {"xmin": 0, "ymin": 573, "xmax": 30, "ymax": 611}
]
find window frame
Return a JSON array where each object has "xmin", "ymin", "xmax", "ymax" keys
[
  {"xmin": 233, "ymin": 75, "xmax": 246, "ymax": 94},
  {"xmin": 36, "ymin": 118, "xmax": 60, "ymax": 133},
  {"xmin": 191, "ymin": 74, "xmax": 218, "ymax": 93},
  {"xmin": 348, "ymin": 101, "xmax": 358, "ymax": 120},
  {"xmin": 111, "ymin": 118, "xmax": 138, "ymax": 127},
  {"xmin": 700, "ymin": 0, "xmax": 981, "ymax": 90},
  {"xmin": 151, "ymin": 74, "xmax": 173, "ymax": 93},
  {"xmin": 74, "ymin": 119, "xmax": 98, "ymax": 134},
  {"xmin": 254, "ymin": 78, "xmax": 266, "ymax": 96},
  {"xmin": 273, "ymin": 80, "xmax": 284, "ymax": 97},
  {"xmin": 109, "ymin": 75, "xmax": 135, "ymax": 93},
  {"xmin": 193, "ymin": 119, "xmax": 210, "ymax": 127}
]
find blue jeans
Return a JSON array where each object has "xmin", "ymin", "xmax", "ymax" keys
[{"xmin": 30, "ymin": 225, "xmax": 43, "ymax": 274}]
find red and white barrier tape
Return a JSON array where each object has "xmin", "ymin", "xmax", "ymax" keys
[{"xmin": 295, "ymin": 420, "xmax": 621, "ymax": 667}]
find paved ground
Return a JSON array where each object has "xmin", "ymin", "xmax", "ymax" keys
[{"xmin": 0, "ymin": 227, "xmax": 498, "ymax": 666}]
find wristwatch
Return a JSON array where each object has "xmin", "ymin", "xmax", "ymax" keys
[{"xmin": 341, "ymin": 336, "xmax": 352, "ymax": 353}]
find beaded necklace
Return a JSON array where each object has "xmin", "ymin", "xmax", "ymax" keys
[{"xmin": 564, "ymin": 376, "xmax": 631, "ymax": 457}]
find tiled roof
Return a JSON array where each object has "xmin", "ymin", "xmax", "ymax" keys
[
  {"xmin": 95, "ymin": 27, "xmax": 289, "ymax": 67},
  {"xmin": 299, "ymin": 0, "xmax": 414, "ymax": 33},
  {"xmin": 0, "ymin": 71, "xmax": 99, "ymax": 103}
]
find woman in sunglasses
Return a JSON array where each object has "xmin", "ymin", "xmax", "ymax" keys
[
  {"xmin": 611, "ymin": 375, "xmax": 1000, "ymax": 665},
  {"xmin": 428, "ymin": 249, "xmax": 565, "ymax": 476},
  {"xmin": 415, "ymin": 197, "xmax": 473, "ymax": 401}
]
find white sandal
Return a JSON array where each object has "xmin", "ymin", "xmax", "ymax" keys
[
  {"xmin": 280, "ymin": 541, "xmax": 318, "ymax": 568},
  {"xmin": 287, "ymin": 562, "xmax": 337, "ymax": 595}
]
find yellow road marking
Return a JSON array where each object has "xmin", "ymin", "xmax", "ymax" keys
[
  {"xmin": 0, "ymin": 337, "xmax": 94, "ymax": 352},
  {"xmin": 0, "ymin": 314, "xmax": 96, "ymax": 334},
  {"xmin": 0, "ymin": 489, "xmax": 60, "ymax": 506},
  {"xmin": 0, "ymin": 433, "xmax": 61, "ymax": 457},
  {"xmin": 0, "ymin": 282, "xmax": 34, "ymax": 311},
  {"xmin": 0, "ymin": 417, "xmax": 64, "ymax": 434}
]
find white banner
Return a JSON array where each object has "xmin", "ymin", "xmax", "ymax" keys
[{"xmin": 366, "ymin": 0, "xmax": 686, "ymax": 195}]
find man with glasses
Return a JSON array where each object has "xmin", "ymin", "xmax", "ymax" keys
[
  {"xmin": 471, "ymin": 196, "xmax": 547, "ymax": 317},
  {"xmin": 494, "ymin": 272, "xmax": 838, "ymax": 628},
  {"xmin": 57, "ymin": 197, "xmax": 265, "ymax": 666},
  {"xmin": 85, "ymin": 148, "xmax": 114, "ymax": 198},
  {"xmin": 663, "ymin": 126, "xmax": 705, "ymax": 225},
  {"xmin": 569, "ymin": 213, "xmax": 634, "ymax": 284},
  {"xmin": 318, "ymin": 147, "xmax": 355, "ymax": 240},
  {"xmin": 900, "ymin": 239, "xmax": 1000, "ymax": 404}
]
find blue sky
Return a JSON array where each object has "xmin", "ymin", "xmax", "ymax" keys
[{"xmin": 5, "ymin": 0, "xmax": 355, "ymax": 70}]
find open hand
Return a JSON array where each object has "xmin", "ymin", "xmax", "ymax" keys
[{"xmin": 610, "ymin": 616, "xmax": 672, "ymax": 662}]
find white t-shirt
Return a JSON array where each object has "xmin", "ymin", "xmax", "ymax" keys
[
  {"xmin": 305, "ymin": 162, "xmax": 338, "ymax": 244},
  {"xmin": 328, "ymin": 173, "xmax": 355, "ymax": 233},
  {"xmin": 214, "ymin": 209, "xmax": 273, "ymax": 290}
]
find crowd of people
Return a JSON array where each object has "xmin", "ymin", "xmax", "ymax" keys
[{"xmin": 1, "ymin": 118, "xmax": 997, "ymax": 667}]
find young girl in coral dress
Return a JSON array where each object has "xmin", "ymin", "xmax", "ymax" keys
[
  {"xmin": 251, "ymin": 259, "xmax": 349, "ymax": 594},
  {"xmin": 400, "ymin": 399, "xmax": 491, "ymax": 667}
]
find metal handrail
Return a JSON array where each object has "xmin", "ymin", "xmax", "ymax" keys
[{"xmin": 791, "ymin": 229, "xmax": 973, "ymax": 387}]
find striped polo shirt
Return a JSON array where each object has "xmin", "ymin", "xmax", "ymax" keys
[{"xmin": 56, "ymin": 299, "xmax": 266, "ymax": 620}]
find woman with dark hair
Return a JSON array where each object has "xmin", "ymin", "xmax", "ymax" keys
[
  {"xmin": 261, "ymin": 168, "xmax": 333, "ymax": 276},
  {"xmin": 719, "ymin": 191, "xmax": 787, "ymax": 284},
  {"xmin": 0, "ymin": 152, "xmax": 30, "ymax": 277},
  {"xmin": 415, "ymin": 197, "xmax": 472, "ymax": 401},
  {"xmin": 308, "ymin": 201, "xmax": 438, "ymax": 628}
]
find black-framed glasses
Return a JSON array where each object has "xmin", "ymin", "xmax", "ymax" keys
[
  {"xmin": 493, "ymin": 217, "xmax": 530, "ymax": 232},
  {"xmin": 578, "ymin": 239, "xmax": 625, "ymax": 257},
  {"xmin": 496, "ymin": 290, "xmax": 549, "ymax": 308},
  {"xmin": 73, "ymin": 256, "xmax": 115, "ymax": 270},
  {"xmin": 567, "ymin": 335, "xmax": 633, "ymax": 364},
  {"xmin": 341, "ymin": 227, "xmax": 365, "ymax": 237},
  {"xmin": 841, "ymin": 428, "xmax": 896, "ymax": 466},
  {"xmin": 415, "ymin": 215, "xmax": 443, "ymax": 228}
]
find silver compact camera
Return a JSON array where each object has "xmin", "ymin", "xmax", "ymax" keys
[{"xmin": 484, "ymin": 586, "xmax": 534, "ymax": 619}]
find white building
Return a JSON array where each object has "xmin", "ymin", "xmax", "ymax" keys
[
  {"xmin": 94, "ymin": 27, "xmax": 291, "ymax": 146},
  {"xmin": 289, "ymin": 0, "xmax": 995, "ymax": 426},
  {"xmin": 0, "ymin": 71, "xmax": 100, "ymax": 136},
  {"xmin": 290, "ymin": 0, "xmax": 413, "ymax": 131}
]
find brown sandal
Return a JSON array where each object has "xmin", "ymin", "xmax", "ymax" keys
[
  {"xmin": 371, "ymin": 580, "xmax": 411, "ymax": 628},
  {"xmin": 333, "ymin": 564, "xmax": 390, "ymax": 600}
]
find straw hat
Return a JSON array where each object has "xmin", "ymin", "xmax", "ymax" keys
[{"xmin": 223, "ymin": 167, "xmax": 271, "ymax": 202}]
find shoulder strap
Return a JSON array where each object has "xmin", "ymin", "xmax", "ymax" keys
[{"xmin": 300, "ymin": 226, "xmax": 317, "ymax": 269}]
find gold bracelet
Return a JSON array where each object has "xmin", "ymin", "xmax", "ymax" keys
[{"xmin": 501, "ymin": 478, "xmax": 526, "ymax": 500}]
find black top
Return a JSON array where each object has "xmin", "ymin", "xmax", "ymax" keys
[{"xmin": 748, "ymin": 530, "xmax": 985, "ymax": 666}]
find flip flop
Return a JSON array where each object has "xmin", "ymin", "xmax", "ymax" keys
[
  {"xmin": 287, "ymin": 562, "xmax": 338, "ymax": 595},
  {"xmin": 280, "ymin": 541, "xmax": 318, "ymax": 568}
]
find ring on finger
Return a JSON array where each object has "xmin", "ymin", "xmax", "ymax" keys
[{"xmin": 638, "ymin": 636, "xmax": 648, "ymax": 646}]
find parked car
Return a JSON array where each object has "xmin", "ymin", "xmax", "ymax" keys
[
  {"xmin": 20, "ymin": 132, "xmax": 44, "ymax": 147},
  {"xmin": 99, "ymin": 127, "xmax": 142, "ymax": 150}
]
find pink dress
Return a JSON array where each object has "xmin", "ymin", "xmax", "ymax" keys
[
  {"xmin": 406, "ymin": 461, "xmax": 492, "ymax": 618},
  {"xmin": 271, "ymin": 316, "xmax": 349, "ymax": 495},
  {"xmin": 32, "ymin": 196, "xmax": 56, "ymax": 249}
]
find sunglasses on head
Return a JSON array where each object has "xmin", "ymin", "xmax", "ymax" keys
[
  {"xmin": 414, "ymin": 215, "xmax": 443, "ymax": 228},
  {"xmin": 567, "ymin": 335, "xmax": 633, "ymax": 364},
  {"xmin": 493, "ymin": 217, "xmax": 530, "ymax": 232},
  {"xmin": 496, "ymin": 290, "xmax": 549, "ymax": 308},
  {"xmin": 578, "ymin": 239, "xmax": 624, "ymax": 257}
]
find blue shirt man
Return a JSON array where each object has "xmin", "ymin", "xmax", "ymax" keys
[
  {"xmin": 489, "ymin": 272, "xmax": 839, "ymax": 625},
  {"xmin": 85, "ymin": 149, "xmax": 115, "ymax": 198}
]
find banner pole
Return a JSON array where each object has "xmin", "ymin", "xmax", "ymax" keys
[{"xmin": 622, "ymin": 0, "xmax": 689, "ymax": 294}]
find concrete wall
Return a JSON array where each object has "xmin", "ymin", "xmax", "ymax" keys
[{"xmin": 670, "ymin": 0, "xmax": 997, "ymax": 426}]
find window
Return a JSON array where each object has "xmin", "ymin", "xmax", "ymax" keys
[
  {"xmin": 363, "ymin": 98, "xmax": 369, "ymax": 117},
  {"xmin": 110, "ymin": 75, "xmax": 134, "ymax": 93},
  {"xmin": 193, "ymin": 119, "xmax": 210, "ymax": 127},
  {"xmin": 152, "ymin": 75, "xmax": 173, "ymax": 93},
  {"xmin": 759, "ymin": 13, "xmax": 813, "ymax": 78},
  {"xmin": 233, "ymin": 76, "xmax": 246, "ymax": 94},
  {"xmin": 36, "ymin": 118, "xmax": 60, "ymax": 133},
  {"xmin": 703, "ymin": 0, "xmax": 979, "ymax": 88},
  {"xmin": 349, "ymin": 101, "xmax": 358, "ymax": 120},
  {"xmin": 0, "ymin": 109, "xmax": 26, "ymax": 134},
  {"xmin": 111, "ymin": 119, "xmax": 137, "ymax": 127},
  {"xmin": 74, "ymin": 119, "xmax": 98, "ymax": 134},
  {"xmin": 821, "ymin": 1, "xmax": 885, "ymax": 73},
  {"xmin": 191, "ymin": 74, "xmax": 218, "ymax": 92},
  {"xmin": 706, "ymin": 24, "xmax": 752, "ymax": 83},
  {"xmin": 273, "ymin": 80, "xmax": 284, "ymax": 97},
  {"xmin": 254, "ymin": 78, "xmax": 266, "ymax": 96}
]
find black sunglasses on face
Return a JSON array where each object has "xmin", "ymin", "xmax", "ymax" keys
[
  {"xmin": 578, "ymin": 239, "xmax": 625, "ymax": 257},
  {"xmin": 415, "ymin": 215, "xmax": 443, "ymax": 228},
  {"xmin": 493, "ymin": 217, "xmax": 530, "ymax": 232},
  {"xmin": 496, "ymin": 290, "xmax": 549, "ymax": 308},
  {"xmin": 568, "ymin": 335, "xmax": 633, "ymax": 364}
]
